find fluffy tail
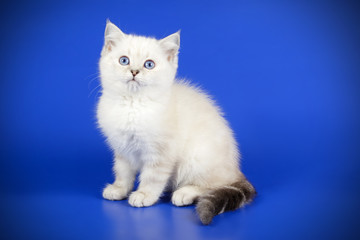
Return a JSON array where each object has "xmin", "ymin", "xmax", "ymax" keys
[{"xmin": 196, "ymin": 177, "xmax": 256, "ymax": 225}]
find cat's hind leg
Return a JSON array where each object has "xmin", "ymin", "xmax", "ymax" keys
[{"xmin": 172, "ymin": 185, "xmax": 207, "ymax": 206}]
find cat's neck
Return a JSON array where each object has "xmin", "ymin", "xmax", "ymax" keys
[{"xmin": 101, "ymin": 86, "xmax": 172, "ymax": 106}]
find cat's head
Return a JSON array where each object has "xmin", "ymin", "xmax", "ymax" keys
[{"xmin": 99, "ymin": 20, "xmax": 180, "ymax": 95}]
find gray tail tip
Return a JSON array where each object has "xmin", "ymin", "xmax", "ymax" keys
[{"xmin": 196, "ymin": 200, "xmax": 215, "ymax": 225}]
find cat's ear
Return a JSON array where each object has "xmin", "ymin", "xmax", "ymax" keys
[
  {"xmin": 159, "ymin": 31, "xmax": 180, "ymax": 64},
  {"xmin": 103, "ymin": 19, "xmax": 125, "ymax": 53}
]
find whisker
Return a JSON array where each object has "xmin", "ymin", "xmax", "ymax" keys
[
  {"xmin": 88, "ymin": 84, "xmax": 102, "ymax": 98},
  {"xmin": 88, "ymin": 76, "xmax": 101, "ymax": 89},
  {"xmin": 85, "ymin": 72, "xmax": 100, "ymax": 80},
  {"xmin": 86, "ymin": 71, "xmax": 101, "ymax": 89}
]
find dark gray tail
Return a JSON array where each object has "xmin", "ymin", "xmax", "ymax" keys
[{"xmin": 196, "ymin": 178, "xmax": 256, "ymax": 225}]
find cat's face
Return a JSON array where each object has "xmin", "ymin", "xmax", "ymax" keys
[{"xmin": 99, "ymin": 20, "xmax": 180, "ymax": 95}]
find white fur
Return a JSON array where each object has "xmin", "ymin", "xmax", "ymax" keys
[{"xmin": 97, "ymin": 20, "xmax": 243, "ymax": 207}]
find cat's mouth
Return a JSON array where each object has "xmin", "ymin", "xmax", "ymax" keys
[
  {"xmin": 127, "ymin": 78, "xmax": 139, "ymax": 84},
  {"xmin": 126, "ymin": 77, "xmax": 142, "ymax": 92}
]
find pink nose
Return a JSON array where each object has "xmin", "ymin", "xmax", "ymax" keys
[{"xmin": 131, "ymin": 70, "xmax": 139, "ymax": 76}]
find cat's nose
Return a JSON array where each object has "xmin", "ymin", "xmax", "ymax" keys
[{"xmin": 131, "ymin": 70, "xmax": 140, "ymax": 76}]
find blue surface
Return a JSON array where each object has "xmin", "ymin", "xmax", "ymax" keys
[{"xmin": 1, "ymin": 0, "xmax": 360, "ymax": 239}]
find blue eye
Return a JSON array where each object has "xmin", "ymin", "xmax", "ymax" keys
[
  {"xmin": 119, "ymin": 56, "xmax": 130, "ymax": 65},
  {"xmin": 144, "ymin": 60, "xmax": 155, "ymax": 69}
]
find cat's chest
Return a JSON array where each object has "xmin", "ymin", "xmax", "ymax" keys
[
  {"xmin": 97, "ymin": 95, "xmax": 164, "ymax": 140},
  {"xmin": 104, "ymin": 101, "xmax": 146, "ymax": 130}
]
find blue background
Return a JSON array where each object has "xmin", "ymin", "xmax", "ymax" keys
[{"xmin": 1, "ymin": 0, "xmax": 359, "ymax": 239}]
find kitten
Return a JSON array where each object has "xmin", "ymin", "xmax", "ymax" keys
[{"xmin": 97, "ymin": 20, "xmax": 256, "ymax": 225}]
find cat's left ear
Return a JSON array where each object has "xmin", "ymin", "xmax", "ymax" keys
[
  {"xmin": 103, "ymin": 19, "xmax": 125, "ymax": 54},
  {"xmin": 159, "ymin": 31, "xmax": 180, "ymax": 64}
]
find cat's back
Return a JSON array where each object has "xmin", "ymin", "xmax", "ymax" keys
[
  {"xmin": 170, "ymin": 80, "xmax": 240, "ymax": 186},
  {"xmin": 170, "ymin": 80, "xmax": 233, "ymax": 144},
  {"xmin": 171, "ymin": 80, "xmax": 224, "ymax": 121}
]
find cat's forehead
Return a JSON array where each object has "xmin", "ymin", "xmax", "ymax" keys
[{"xmin": 116, "ymin": 35, "xmax": 162, "ymax": 58}]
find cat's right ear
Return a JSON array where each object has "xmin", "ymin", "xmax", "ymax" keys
[{"xmin": 102, "ymin": 19, "xmax": 125, "ymax": 54}]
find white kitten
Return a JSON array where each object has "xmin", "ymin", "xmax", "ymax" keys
[{"xmin": 97, "ymin": 20, "xmax": 255, "ymax": 224}]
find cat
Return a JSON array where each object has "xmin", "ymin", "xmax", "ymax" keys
[{"xmin": 96, "ymin": 20, "xmax": 256, "ymax": 225}]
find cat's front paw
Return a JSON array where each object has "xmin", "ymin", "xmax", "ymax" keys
[
  {"xmin": 128, "ymin": 191, "xmax": 158, "ymax": 207},
  {"xmin": 103, "ymin": 184, "xmax": 128, "ymax": 200},
  {"xmin": 172, "ymin": 188, "xmax": 198, "ymax": 206}
]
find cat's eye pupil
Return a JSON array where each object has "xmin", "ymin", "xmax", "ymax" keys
[
  {"xmin": 144, "ymin": 60, "xmax": 155, "ymax": 69},
  {"xmin": 119, "ymin": 56, "xmax": 129, "ymax": 66}
]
